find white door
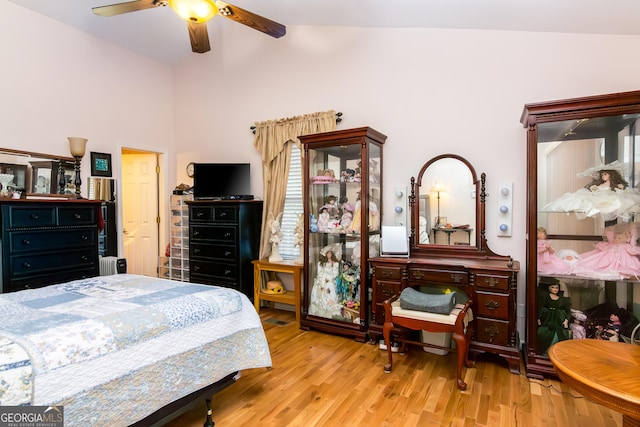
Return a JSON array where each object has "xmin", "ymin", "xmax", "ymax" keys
[{"xmin": 121, "ymin": 152, "xmax": 159, "ymax": 276}]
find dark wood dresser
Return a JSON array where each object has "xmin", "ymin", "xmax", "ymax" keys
[
  {"xmin": 0, "ymin": 199, "xmax": 101, "ymax": 293},
  {"xmin": 369, "ymin": 256, "xmax": 521, "ymax": 373},
  {"xmin": 187, "ymin": 200, "xmax": 262, "ymax": 300}
]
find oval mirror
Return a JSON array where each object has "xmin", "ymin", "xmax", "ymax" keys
[{"xmin": 410, "ymin": 154, "xmax": 494, "ymax": 258}]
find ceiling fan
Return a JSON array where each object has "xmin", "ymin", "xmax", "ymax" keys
[{"xmin": 92, "ymin": 0, "xmax": 286, "ymax": 54}]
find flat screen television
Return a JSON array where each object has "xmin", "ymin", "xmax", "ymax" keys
[{"xmin": 193, "ymin": 163, "xmax": 252, "ymax": 200}]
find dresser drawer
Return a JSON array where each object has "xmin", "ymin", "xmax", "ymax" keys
[
  {"xmin": 58, "ymin": 206, "xmax": 97, "ymax": 225},
  {"xmin": 475, "ymin": 318, "xmax": 510, "ymax": 347},
  {"xmin": 374, "ymin": 266, "xmax": 402, "ymax": 280},
  {"xmin": 191, "ymin": 242, "xmax": 237, "ymax": 261},
  {"xmin": 408, "ymin": 267, "xmax": 468, "ymax": 286},
  {"xmin": 190, "ymin": 207, "xmax": 213, "ymax": 222},
  {"xmin": 190, "ymin": 273, "xmax": 239, "ymax": 291},
  {"xmin": 10, "ymin": 248, "xmax": 96, "ymax": 278},
  {"xmin": 475, "ymin": 292, "xmax": 510, "ymax": 319},
  {"xmin": 7, "ymin": 206, "xmax": 56, "ymax": 227},
  {"xmin": 7, "ymin": 268, "xmax": 98, "ymax": 292},
  {"xmin": 475, "ymin": 271, "xmax": 510, "ymax": 291},
  {"xmin": 190, "ymin": 260, "xmax": 238, "ymax": 280},
  {"xmin": 214, "ymin": 207, "xmax": 237, "ymax": 222},
  {"xmin": 191, "ymin": 225, "xmax": 236, "ymax": 243},
  {"xmin": 9, "ymin": 229, "xmax": 96, "ymax": 253}
]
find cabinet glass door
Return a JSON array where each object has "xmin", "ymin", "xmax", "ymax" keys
[
  {"xmin": 300, "ymin": 127, "xmax": 385, "ymax": 341},
  {"xmin": 523, "ymin": 92, "xmax": 640, "ymax": 378}
]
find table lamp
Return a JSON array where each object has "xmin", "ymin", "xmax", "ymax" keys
[{"xmin": 68, "ymin": 137, "xmax": 88, "ymax": 199}]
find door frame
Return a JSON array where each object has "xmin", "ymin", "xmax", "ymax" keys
[{"xmin": 117, "ymin": 144, "xmax": 168, "ymax": 271}]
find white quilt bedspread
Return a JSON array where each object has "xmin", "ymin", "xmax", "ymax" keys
[{"xmin": 0, "ymin": 274, "xmax": 272, "ymax": 426}]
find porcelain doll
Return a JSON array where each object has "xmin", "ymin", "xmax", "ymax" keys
[
  {"xmin": 572, "ymin": 224, "xmax": 640, "ymax": 280},
  {"xmin": 570, "ymin": 310, "xmax": 587, "ymax": 340},
  {"xmin": 321, "ymin": 195, "xmax": 340, "ymax": 219},
  {"xmin": 537, "ymin": 227, "xmax": 571, "ymax": 275},
  {"xmin": 308, "ymin": 244, "xmax": 342, "ymax": 318},
  {"xmin": 596, "ymin": 310, "xmax": 625, "ymax": 342},
  {"xmin": 541, "ymin": 161, "xmax": 640, "ymax": 222},
  {"xmin": 537, "ymin": 283, "xmax": 571, "ymax": 355},
  {"xmin": 317, "ymin": 207, "xmax": 330, "ymax": 232}
]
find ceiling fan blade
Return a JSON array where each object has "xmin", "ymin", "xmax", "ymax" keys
[
  {"xmin": 187, "ymin": 21, "xmax": 211, "ymax": 54},
  {"xmin": 92, "ymin": 0, "xmax": 167, "ymax": 17},
  {"xmin": 215, "ymin": 1, "xmax": 286, "ymax": 38}
]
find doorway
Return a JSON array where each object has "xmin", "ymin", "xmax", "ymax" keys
[{"xmin": 120, "ymin": 148, "xmax": 163, "ymax": 277}]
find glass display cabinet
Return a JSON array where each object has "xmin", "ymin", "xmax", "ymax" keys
[
  {"xmin": 299, "ymin": 127, "xmax": 386, "ymax": 341},
  {"xmin": 521, "ymin": 90, "xmax": 640, "ymax": 378}
]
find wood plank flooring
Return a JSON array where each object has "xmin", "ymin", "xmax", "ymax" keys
[{"xmin": 163, "ymin": 308, "xmax": 622, "ymax": 427}]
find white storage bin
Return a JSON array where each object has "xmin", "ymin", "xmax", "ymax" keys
[{"xmin": 421, "ymin": 330, "xmax": 451, "ymax": 355}]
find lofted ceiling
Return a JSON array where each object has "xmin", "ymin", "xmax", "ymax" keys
[{"xmin": 10, "ymin": 0, "xmax": 640, "ymax": 64}]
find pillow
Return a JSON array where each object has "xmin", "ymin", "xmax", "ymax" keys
[{"xmin": 399, "ymin": 287, "xmax": 457, "ymax": 314}]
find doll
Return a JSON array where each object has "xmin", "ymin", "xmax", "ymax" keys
[
  {"xmin": 541, "ymin": 161, "xmax": 640, "ymax": 222},
  {"xmin": 596, "ymin": 310, "xmax": 626, "ymax": 342},
  {"xmin": 570, "ymin": 310, "xmax": 587, "ymax": 340},
  {"xmin": 537, "ymin": 283, "xmax": 571, "ymax": 355},
  {"xmin": 308, "ymin": 244, "xmax": 342, "ymax": 318},
  {"xmin": 317, "ymin": 207, "xmax": 330, "ymax": 232},
  {"xmin": 537, "ymin": 227, "xmax": 571, "ymax": 275},
  {"xmin": 321, "ymin": 195, "xmax": 340, "ymax": 219},
  {"xmin": 339, "ymin": 201, "xmax": 354, "ymax": 230},
  {"xmin": 572, "ymin": 224, "xmax": 640, "ymax": 280}
]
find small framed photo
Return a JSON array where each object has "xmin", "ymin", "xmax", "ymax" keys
[
  {"xmin": 435, "ymin": 216, "xmax": 447, "ymax": 228},
  {"xmin": 90, "ymin": 152, "xmax": 112, "ymax": 177}
]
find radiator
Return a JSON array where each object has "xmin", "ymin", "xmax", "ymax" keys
[{"xmin": 99, "ymin": 256, "xmax": 127, "ymax": 276}]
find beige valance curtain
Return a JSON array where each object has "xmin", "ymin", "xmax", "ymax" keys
[{"xmin": 253, "ymin": 110, "xmax": 337, "ymax": 259}]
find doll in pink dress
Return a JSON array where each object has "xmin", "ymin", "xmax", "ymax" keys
[
  {"xmin": 572, "ymin": 224, "xmax": 640, "ymax": 280},
  {"xmin": 537, "ymin": 227, "xmax": 571, "ymax": 275}
]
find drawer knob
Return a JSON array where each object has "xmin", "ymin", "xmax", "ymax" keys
[
  {"xmin": 81, "ymin": 255, "xmax": 88, "ymax": 261},
  {"xmin": 451, "ymin": 273, "xmax": 464, "ymax": 283},
  {"xmin": 382, "ymin": 288, "xmax": 393, "ymax": 297},
  {"xmin": 224, "ymin": 232, "xmax": 231, "ymax": 238},
  {"xmin": 381, "ymin": 271, "xmax": 392, "ymax": 278},
  {"xmin": 413, "ymin": 271, "xmax": 424, "ymax": 280},
  {"xmin": 484, "ymin": 277, "xmax": 499, "ymax": 287},
  {"xmin": 194, "ymin": 248, "xmax": 200, "ymax": 254},
  {"xmin": 485, "ymin": 300, "xmax": 500, "ymax": 311},
  {"xmin": 197, "ymin": 212, "xmax": 204, "ymax": 218},
  {"xmin": 22, "ymin": 239, "xmax": 30, "ymax": 245},
  {"xmin": 81, "ymin": 235, "xmax": 88, "ymax": 241},
  {"xmin": 484, "ymin": 325, "xmax": 500, "ymax": 341},
  {"xmin": 23, "ymin": 262, "xmax": 31, "ymax": 268},
  {"xmin": 225, "ymin": 250, "xmax": 231, "ymax": 256},
  {"xmin": 194, "ymin": 231, "xmax": 200, "ymax": 236},
  {"xmin": 74, "ymin": 213, "xmax": 81, "ymax": 219},
  {"xmin": 220, "ymin": 212, "xmax": 227, "ymax": 218},
  {"xmin": 30, "ymin": 214, "xmax": 39, "ymax": 220},
  {"xmin": 194, "ymin": 266, "xmax": 200, "ymax": 271}
]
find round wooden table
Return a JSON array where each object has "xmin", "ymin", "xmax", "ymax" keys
[{"xmin": 548, "ymin": 340, "xmax": 640, "ymax": 427}]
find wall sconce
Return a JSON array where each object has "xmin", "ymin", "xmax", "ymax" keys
[{"xmin": 68, "ymin": 137, "xmax": 88, "ymax": 199}]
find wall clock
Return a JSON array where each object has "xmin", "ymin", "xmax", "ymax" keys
[{"xmin": 186, "ymin": 162, "xmax": 195, "ymax": 178}]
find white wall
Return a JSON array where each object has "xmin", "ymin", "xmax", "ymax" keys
[
  {"xmin": 0, "ymin": 1, "xmax": 175, "ymax": 185},
  {"xmin": 172, "ymin": 24, "xmax": 640, "ymax": 335}
]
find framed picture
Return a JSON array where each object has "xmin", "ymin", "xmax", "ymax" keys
[
  {"xmin": 435, "ymin": 216, "xmax": 447, "ymax": 228},
  {"xmin": 90, "ymin": 152, "xmax": 112, "ymax": 177}
]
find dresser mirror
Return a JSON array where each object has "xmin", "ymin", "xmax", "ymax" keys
[
  {"xmin": 0, "ymin": 148, "xmax": 75, "ymax": 197},
  {"xmin": 410, "ymin": 154, "xmax": 499, "ymax": 259}
]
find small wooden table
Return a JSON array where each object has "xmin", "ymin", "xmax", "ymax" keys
[
  {"xmin": 252, "ymin": 259, "xmax": 302, "ymax": 326},
  {"xmin": 548, "ymin": 339, "xmax": 640, "ymax": 427}
]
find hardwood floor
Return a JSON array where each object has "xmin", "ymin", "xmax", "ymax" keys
[{"xmin": 163, "ymin": 308, "xmax": 622, "ymax": 427}]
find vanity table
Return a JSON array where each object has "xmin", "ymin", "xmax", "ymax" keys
[{"xmin": 369, "ymin": 154, "xmax": 521, "ymax": 373}]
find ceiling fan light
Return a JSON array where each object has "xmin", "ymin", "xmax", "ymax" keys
[{"xmin": 169, "ymin": 0, "xmax": 218, "ymax": 23}]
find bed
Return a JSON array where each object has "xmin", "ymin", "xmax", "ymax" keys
[{"xmin": 0, "ymin": 274, "xmax": 272, "ymax": 426}]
